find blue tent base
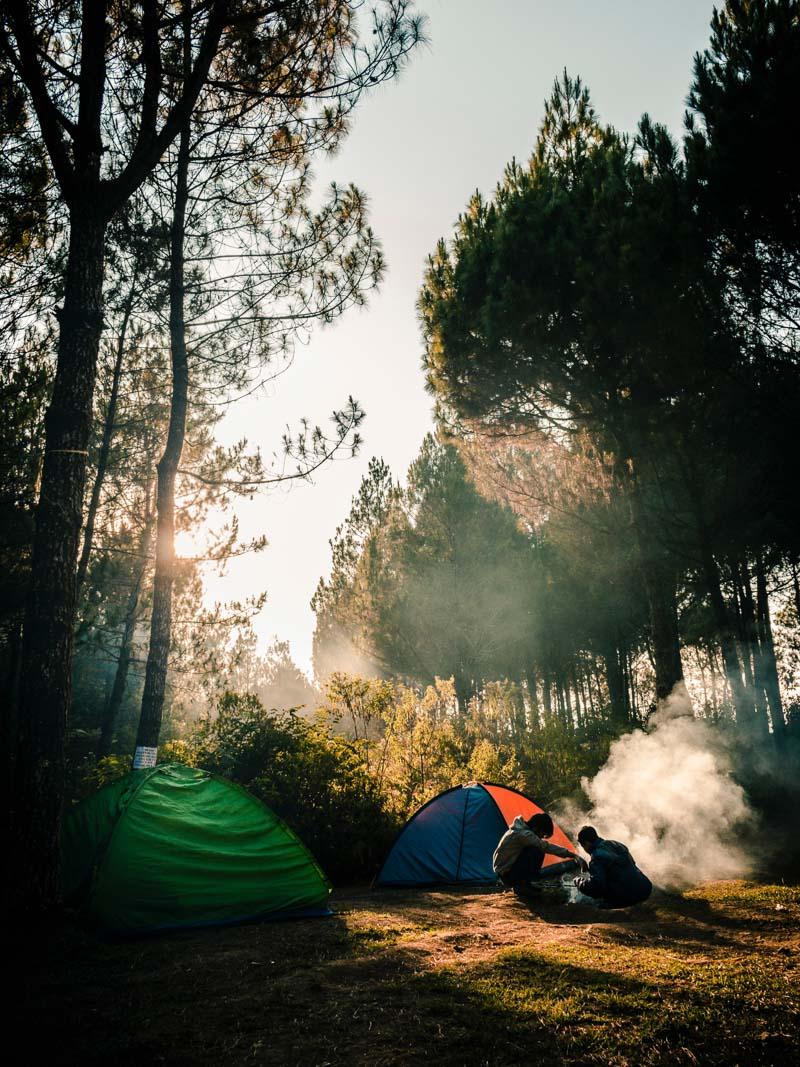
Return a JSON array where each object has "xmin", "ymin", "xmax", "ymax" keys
[
  {"xmin": 375, "ymin": 879, "xmax": 504, "ymax": 889},
  {"xmin": 374, "ymin": 782, "xmax": 574, "ymax": 889}
]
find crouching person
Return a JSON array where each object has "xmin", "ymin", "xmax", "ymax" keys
[
  {"xmin": 575, "ymin": 825, "xmax": 652, "ymax": 908},
  {"xmin": 493, "ymin": 812, "xmax": 581, "ymax": 898}
]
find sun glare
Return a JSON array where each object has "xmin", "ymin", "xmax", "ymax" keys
[{"xmin": 174, "ymin": 528, "xmax": 203, "ymax": 560}]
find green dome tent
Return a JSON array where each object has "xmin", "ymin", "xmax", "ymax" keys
[{"xmin": 62, "ymin": 763, "xmax": 331, "ymax": 934}]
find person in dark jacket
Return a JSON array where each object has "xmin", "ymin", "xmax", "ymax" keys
[{"xmin": 575, "ymin": 825, "xmax": 652, "ymax": 908}]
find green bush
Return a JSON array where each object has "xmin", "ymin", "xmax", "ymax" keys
[
  {"xmin": 193, "ymin": 691, "xmax": 397, "ymax": 883},
  {"xmin": 71, "ymin": 753, "xmax": 132, "ymax": 800}
]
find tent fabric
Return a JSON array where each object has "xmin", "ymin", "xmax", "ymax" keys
[
  {"xmin": 374, "ymin": 781, "xmax": 573, "ymax": 887},
  {"xmin": 62, "ymin": 763, "xmax": 331, "ymax": 934},
  {"xmin": 481, "ymin": 784, "xmax": 575, "ymax": 859}
]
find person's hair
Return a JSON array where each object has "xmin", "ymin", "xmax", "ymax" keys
[
  {"xmin": 578, "ymin": 825, "xmax": 599, "ymax": 847},
  {"xmin": 527, "ymin": 812, "xmax": 554, "ymax": 838}
]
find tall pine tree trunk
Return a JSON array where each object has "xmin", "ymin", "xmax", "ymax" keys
[
  {"xmin": 591, "ymin": 665, "xmax": 604, "ymax": 719},
  {"xmin": 627, "ymin": 475, "xmax": 685, "ymax": 704},
  {"xmin": 699, "ymin": 546, "xmax": 754, "ymax": 726},
  {"xmin": 622, "ymin": 645, "xmax": 633, "ymax": 722},
  {"xmin": 578, "ymin": 667, "xmax": 591, "ymax": 723},
  {"xmin": 755, "ymin": 557, "xmax": 785, "ymax": 743},
  {"xmin": 97, "ymin": 509, "xmax": 155, "ymax": 758},
  {"xmin": 76, "ymin": 278, "xmax": 137, "ymax": 594},
  {"xmin": 601, "ymin": 640, "xmax": 627, "ymax": 727},
  {"xmin": 626, "ymin": 648, "xmax": 640, "ymax": 722},
  {"xmin": 653, "ymin": 567, "xmax": 684, "ymax": 701},
  {"xmin": 639, "ymin": 557, "xmax": 684, "ymax": 704},
  {"xmin": 13, "ymin": 206, "xmax": 107, "ymax": 912},
  {"xmin": 736, "ymin": 559, "xmax": 769, "ymax": 736},
  {"xmin": 792, "ymin": 562, "xmax": 800, "ymax": 623},
  {"xmin": 541, "ymin": 666, "xmax": 554, "ymax": 725},
  {"xmin": 453, "ymin": 671, "xmax": 472, "ymax": 714},
  {"xmin": 571, "ymin": 666, "xmax": 584, "ymax": 729},
  {"xmin": 1, "ymin": 618, "xmax": 23, "ymax": 847},
  {"xmin": 563, "ymin": 675, "xmax": 574, "ymax": 728},
  {"xmin": 135, "ymin": 125, "xmax": 191, "ymax": 765},
  {"xmin": 524, "ymin": 666, "xmax": 541, "ymax": 729}
]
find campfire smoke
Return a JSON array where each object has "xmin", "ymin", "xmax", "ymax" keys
[{"xmin": 559, "ymin": 684, "xmax": 755, "ymax": 890}]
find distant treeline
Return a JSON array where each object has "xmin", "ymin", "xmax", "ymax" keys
[{"xmin": 312, "ymin": 435, "xmax": 800, "ymax": 742}]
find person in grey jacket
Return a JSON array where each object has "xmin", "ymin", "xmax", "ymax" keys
[
  {"xmin": 575, "ymin": 825, "xmax": 652, "ymax": 907},
  {"xmin": 493, "ymin": 812, "xmax": 582, "ymax": 896}
]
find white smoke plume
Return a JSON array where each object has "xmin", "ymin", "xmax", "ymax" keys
[{"xmin": 560, "ymin": 684, "xmax": 755, "ymax": 890}]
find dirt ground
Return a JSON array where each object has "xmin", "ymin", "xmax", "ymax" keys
[{"xmin": 15, "ymin": 881, "xmax": 800, "ymax": 1066}]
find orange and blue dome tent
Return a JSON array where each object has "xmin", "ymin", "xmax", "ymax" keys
[{"xmin": 374, "ymin": 781, "xmax": 574, "ymax": 887}]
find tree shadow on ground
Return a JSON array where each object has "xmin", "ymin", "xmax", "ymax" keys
[
  {"xmin": 652, "ymin": 887, "xmax": 795, "ymax": 936},
  {"xmin": 17, "ymin": 887, "xmax": 800, "ymax": 1067},
  {"xmin": 288, "ymin": 940, "xmax": 795, "ymax": 1066},
  {"xmin": 584, "ymin": 885, "xmax": 800, "ymax": 956},
  {"xmin": 17, "ymin": 911, "xmax": 361, "ymax": 1067},
  {"xmin": 592, "ymin": 917, "xmax": 738, "ymax": 955}
]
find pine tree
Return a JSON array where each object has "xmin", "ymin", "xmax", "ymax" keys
[{"xmin": 1, "ymin": 0, "xmax": 420, "ymax": 913}]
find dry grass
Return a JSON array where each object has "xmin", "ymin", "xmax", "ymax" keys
[{"xmin": 15, "ymin": 881, "xmax": 800, "ymax": 1066}]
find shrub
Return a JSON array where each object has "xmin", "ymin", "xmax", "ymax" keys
[
  {"xmin": 192, "ymin": 691, "xmax": 397, "ymax": 883},
  {"xmin": 72, "ymin": 753, "xmax": 132, "ymax": 800}
]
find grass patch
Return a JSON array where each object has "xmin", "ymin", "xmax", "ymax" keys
[
  {"xmin": 685, "ymin": 880, "xmax": 800, "ymax": 911},
  {"xmin": 412, "ymin": 932, "xmax": 799, "ymax": 1064},
  {"xmin": 16, "ymin": 880, "xmax": 800, "ymax": 1066}
]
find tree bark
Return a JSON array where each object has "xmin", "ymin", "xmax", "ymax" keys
[
  {"xmin": 700, "ymin": 547, "xmax": 754, "ymax": 726},
  {"xmin": 641, "ymin": 562, "xmax": 684, "ymax": 704},
  {"xmin": 524, "ymin": 666, "xmax": 541, "ymax": 730},
  {"xmin": 97, "ymin": 626, "xmax": 137, "ymax": 759},
  {"xmin": 755, "ymin": 556, "xmax": 785, "ymax": 743},
  {"xmin": 622, "ymin": 645, "xmax": 635, "ymax": 722},
  {"xmin": 732, "ymin": 562, "xmax": 758, "ymax": 697},
  {"xmin": 792, "ymin": 561, "xmax": 800, "ymax": 623},
  {"xmin": 541, "ymin": 666, "xmax": 554, "ymax": 726},
  {"xmin": 736, "ymin": 559, "xmax": 770, "ymax": 734},
  {"xmin": 1, "ymin": 617, "xmax": 23, "ymax": 845},
  {"xmin": 135, "ymin": 121, "xmax": 191, "ymax": 763},
  {"xmin": 555, "ymin": 674, "xmax": 566, "ymax": 725},
  {"xmin": 511, "ymin": 684, "xmax": 526, "ymax": 743},
  {"xmin": 627, "ymin": 477, "xmax": 685, "ymax": 704},
  {"xmin": 708, "ymin": 645, "xmax": 720, "ymax": 714},
  {"xmin": 97, "ymin": 512, "xmax": 155, "ymax": 758},
  {"xmin": 578, "ymin": 668, "xmax": 591, "ymax": 724},
  {"xmin": 628, "ymin": 648, "xmax": 641, "ymax": 722},
  {"xmin": 76, "ymin": 279, "xmax": 137, "ymax": 594},
  {"xmin": 571, "ymin": 665, "xmax": 584, "ymax": 729},
  {"xmin": 13, "ymin": 207, "xmax": 108, "ymax": 912},
  {"xmin": 591, "ymin": 666, "xmax": 604, "ymax": 719},
  {"xmin": 453, "ymin": 670, "xmax": 473, "ymax": 715},
  {"xmin": 601, "ymin": 640, "xmax": 627, "ymax": 728},
  {"xmin": 558, "ymin": 675, "xmax": 570, "ymax": 728}
]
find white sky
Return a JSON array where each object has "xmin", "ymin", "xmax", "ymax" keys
[{"xmin": 195, "ymin": 0, "xmax": 714, "ymax": 677}]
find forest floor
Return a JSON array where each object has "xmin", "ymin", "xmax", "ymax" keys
[{"xmin": 17, "ymin": 880, "xmax": 800, "ymax": 1067}]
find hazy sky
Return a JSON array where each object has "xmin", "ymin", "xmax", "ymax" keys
[{"xmin": 194, "ymin": 0, "xmax": 714, "ymax": 677}]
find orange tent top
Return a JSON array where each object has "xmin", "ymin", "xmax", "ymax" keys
[{"xmin": 481, "ymin": 783, "xmax": 574, "ymax": 865}]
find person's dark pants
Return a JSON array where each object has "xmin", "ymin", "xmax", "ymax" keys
[
  {"xmin": 599, "ymin": 879, "xmax": 653, "ymax": 909},
  {"xmin": 499, "ymin": 846, "xmax": 579, "ymax": 889},
  {"xmin": 579, "ymin": 873, "xmax": 653, "ymax": 908}
]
